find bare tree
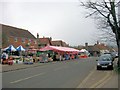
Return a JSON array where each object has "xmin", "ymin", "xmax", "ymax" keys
[
  {"xmin": 81, "ymin": 0, "xmax": 120, "ymax": 68},
  {"xmin": 96, "ymin": 17, "xmax": 116, "ymax": 43}
]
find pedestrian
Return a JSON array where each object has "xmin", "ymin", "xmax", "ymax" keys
[{"xmin": 59, "ymin": 54, "xmax": 62, "ymax": 61}]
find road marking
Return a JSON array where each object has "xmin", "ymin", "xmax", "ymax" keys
[
  {"xmin": 96, "ymin": 71, "xmax": 113, "ymax": 88},
  {"xmin": 90, "ymin": 71, "xmax": 111, "ymax": 88},
  {"xmin": 10, "ymin": 72, "xmax": 45, "ymax": 84},
  {"xmin": 77, "ymin": 67, "xmax": 113, "ymax": 88},
  {"xmin": 77, "ymin": 67, "xmax": 96, "ymax": 88},
  {"xmin": 54, "ymin": 66, "xmax": 68, "ymax": 71}
]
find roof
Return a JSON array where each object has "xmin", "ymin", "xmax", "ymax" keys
[
  {"xmin": 86, "ymin": 45, "xmax": 100, "ymax": 52},
  {"xmin": 2, "ymin": 24, "xmax": 36, "ymax": 39},
  {"xmin": 39, "ymin": 38, "xmax": 51, "ymax": 45},
  {"xmin": 51, "ymin": 40, "xmax": 63, "ymax": 46},
  {"xmin": 85, "ymin": 44, "xmax": 110, "ymax": 52}
]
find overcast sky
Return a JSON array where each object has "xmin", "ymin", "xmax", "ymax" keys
[{"xmin": 0, "ymin": 0, "xmax": 98, "ymax": 46}]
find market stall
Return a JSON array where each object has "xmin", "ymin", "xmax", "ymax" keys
[
  {"xmin": 39, "ymin": 45, "xmax": 79, "ymax": 61},
  {"xmin": 78, "ymin": 49, "xmax": 90, "ymax": 58}
]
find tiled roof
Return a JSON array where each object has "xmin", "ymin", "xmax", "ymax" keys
[
  {"xmin": 95, "ymin": 44, "xmax": 109, "ymax": 50},
  {"xmin": 39, "ymin": 38, "xmax": 51, "ymax": 45},
  {"xmin": 2, "ymin": 24, "xmax": 36, "ymax": 39},
  {"xmin": 51, "ymin": 40, "xmax": 62, "ymax": 46},
  {"xmin": 85, "ymin": 44, "xmax": 110, "ymax": 52},
  {"xmin": 51, "ymin": 40, "xmax": 68, "ymax": 47}
]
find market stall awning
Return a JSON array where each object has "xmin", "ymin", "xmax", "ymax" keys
[
  {"xmin": 39, "ymin": 45, "xmax": 79, "ymax": 53},
  {"xmin": 16, "ymin": 45, "xmax": 25, "ymax": 51},
  {"xmin": 4, "ymin": 45, "xmax": 16, "ymax": 51},
  {"xmin": 79, "ymin": 49, "xmax": 88, "ymax": 52}
]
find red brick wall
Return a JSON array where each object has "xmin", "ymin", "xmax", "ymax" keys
[{"xmin": 3, "ymin": 36, "xmax": 38, "ymax": 49}]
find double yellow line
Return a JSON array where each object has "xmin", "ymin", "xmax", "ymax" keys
[
  {"xmin": 90, "ymin": 71, "xmax": 112, "ymax": 88},
  {"xmin": 77, "ymin": 68, "xmax": 113, "ymax": 88}
]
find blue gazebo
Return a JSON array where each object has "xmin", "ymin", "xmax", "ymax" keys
[
  {"xmin": 16, "ymin": 45, "xmax": 25, "ymax": 51},
  {"xmin": 4, "ymin": 45, "xmax": 16, "ymax": 52}
]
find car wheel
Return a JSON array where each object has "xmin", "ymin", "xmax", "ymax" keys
[
  {"xmin": 111, "ymin": 66, "xmax": 113, "ymax": 70},
  {"xmin": 97, "ymin": 67, "xmax": 100, "ymax": 70}
]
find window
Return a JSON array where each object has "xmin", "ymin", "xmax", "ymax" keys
[
  {"xmin": 14, "ymin": 37, "xmax": 17, "ymax": 42},
  {"xmin": 22, "ymin": 38, "xmax": 25, "ymax": 43},
  {"xmin": 29, "ymin": 39, "xmax": 31, "ymax": 43},
  {"xmin": 34, "ymin": 40, "xmax": 37, "ymax": 44}
]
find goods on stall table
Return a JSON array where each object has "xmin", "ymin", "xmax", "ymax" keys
[
  {"xmin": 12, "ymin": 56, "xmax": 23, "ymax": 64},
  {"xmin": 2, "ymin": 59, "xmax": 8, "ymax": 64},
  {"xmin": 48, "ymin": 57, "xmax": 53, "ymax": 62},
  {"xmin": 24, "ymin": 56, "xmax": 33, "ymax": 64},
  {"xmin": 39, "ymin": 54, "xmax": 48, "ymax": 63},
  {"xmin": 8, "ymin": 60, "xmax": 13, "ymax": 65}
]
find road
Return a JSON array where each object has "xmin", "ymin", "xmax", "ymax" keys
[{"xmin": 2, "ymin": 57, "xmax": 118, "ymax": 88}]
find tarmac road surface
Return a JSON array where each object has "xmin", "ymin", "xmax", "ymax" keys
[{"xmin": 2, "ymin": 57, "xmax": 118, "ymax": 88}]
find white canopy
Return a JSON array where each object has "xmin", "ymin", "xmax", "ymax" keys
[
  {"xmin": 16, "ymin": 45, "xmax": 25, "ymax": 51},
  {"xmin": 79, "ymin": 49, "xmax": 88, "ymax": 52},
  {"xmin": 4, "ymin": 45, "xmax": 16, "ymax": 51}
]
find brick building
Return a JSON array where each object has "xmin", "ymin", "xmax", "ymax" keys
[
  {"xmin": 36, "ymin": 33, "xmax": 69, "ymax": 48},
  {"xmin": 37, "ymin": 37, "xmax": 52, "ymax": 48},
  {"xmin": 1, "ymin": 24, "xmax": 38, "ymax": 49},
  {"xmin": 51, "ymin": 40, "xmax": 69, "ymax": 47},
  {"xmin": 84, "ymin": 42, "xmax": 115, "ymax": 56}
]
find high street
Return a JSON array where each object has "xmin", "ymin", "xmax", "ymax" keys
[{"xmin": 2, "ymin": 57, "xmax": 118, "ymax": 88}]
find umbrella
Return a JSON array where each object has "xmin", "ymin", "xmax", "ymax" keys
[
  {"xmin": 16, "ymin": 45, "xmax": 25, "ymax": 51},
  {"xmin": 5, "ymin": 45, "xmax": 16, "ymax": 52}
]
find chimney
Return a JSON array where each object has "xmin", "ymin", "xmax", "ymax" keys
[
  {"xmin": 49, "ymin": 37, "xmax": 52, "ymax": 41},
  {"xmin": 97, "ymin": 41, "xmax": 99, "ymax": 45},
  {"xmin": 37, "ymin": 33, "xmax": 39, "ymax": 38},
  {"xmin": 85, "ymin": 43, "xmax": 88, "ymax": 47}
]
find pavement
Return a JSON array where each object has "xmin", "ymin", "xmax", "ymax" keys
[
  {"xmin": 77, "ymin": 58, "xmax": 119, "ymax": 88},
  {"xmin": 77, "ymin": 67, "xmax": 118, "ymax": 88}
]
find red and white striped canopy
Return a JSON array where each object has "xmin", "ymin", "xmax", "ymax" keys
[{"xmin": 39, "ymin": 45, "xmax": 79, "ymax": 53}]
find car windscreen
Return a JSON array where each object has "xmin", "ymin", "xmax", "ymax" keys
[{"xmin": 99, "ymin": 56, "xmax": 111, "ymax": 61}]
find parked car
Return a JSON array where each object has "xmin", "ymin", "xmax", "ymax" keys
[
  {"xmin": 111, "ymin": 52, "xmax": 118, "ymax": 58},
  {"xmin": 102, "ymin": 53, "xmax": 114, "ymax": 61},
  {"xmin": 96, "ymin": 54, "xmax": 113, "ymax": 70}
]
